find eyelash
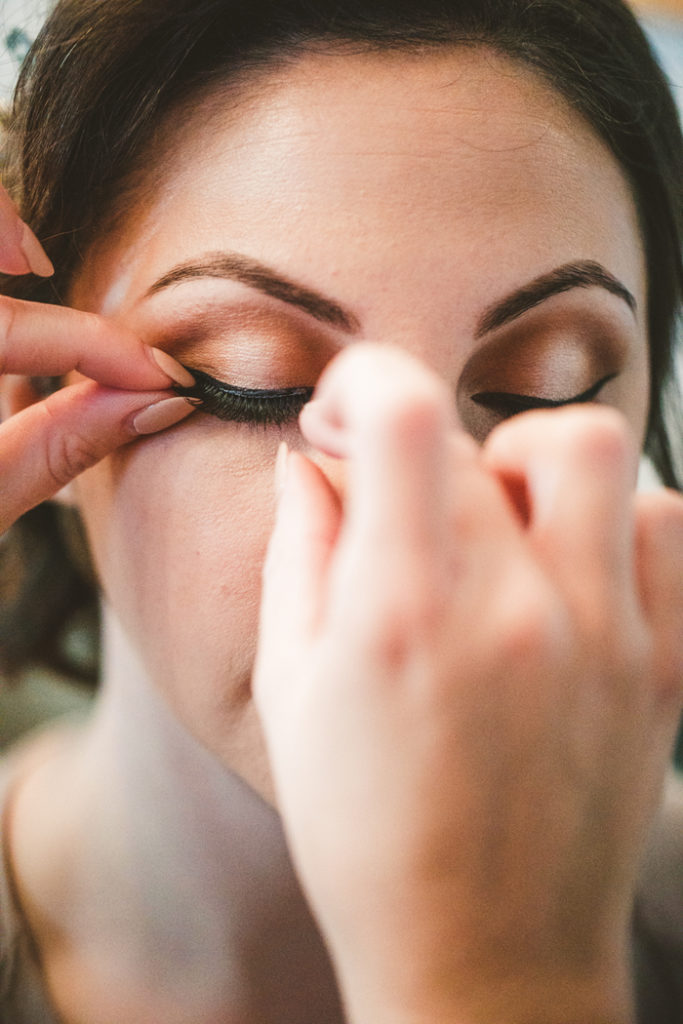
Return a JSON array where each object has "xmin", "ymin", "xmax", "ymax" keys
[
  {"xmin": 471, "ymin": 373, "xmax": 616, "ymax": 418},
  {"xmin": 174, "ymin": 367, "xmax": 314, "ymax": 426},
  {"xmin": 174, "ymin": 366, "xmax": 616, "ymax": 428}
]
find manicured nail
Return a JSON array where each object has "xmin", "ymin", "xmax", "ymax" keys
[
  {"xmin": 19, "ymin": 223, "xmax": 54, "ymax": 277},
  {"xmin": 149, "ymin": 347, "xmax": 195, "ymax": 388},
  {"xmin": 133, "ymin": 396, "xmax": 195, "ymax": 435},
  {"xmin": 274, "ymin": 440, "xmax": 290, "ymax": 498}
]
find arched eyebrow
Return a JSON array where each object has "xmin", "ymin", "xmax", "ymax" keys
[
  {"xmin": 475, "ymin": 260, "xmax": 637, "ymax": 338},
  {"xmin": 144, "ymin": 252, "xmax": 636, "ymax": 341},
  {"xmin": 143, "ymin": 250, "xmax": 361, "ymax": 334}
]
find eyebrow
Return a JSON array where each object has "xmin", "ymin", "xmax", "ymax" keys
[
  {"xmin": 475, "ymin": 260, "xmax": 637, "ymax": 338},
  {"xmin": 144, "ymin": 251, "xmax": 361, "ymax": 333}
]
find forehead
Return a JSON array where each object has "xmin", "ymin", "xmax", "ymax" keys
[{"xmin": 79, "ymin": 45, "xmax": 646, "ymax": 342}]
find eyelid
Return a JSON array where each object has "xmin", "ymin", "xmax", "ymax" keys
[
  {"xmin": 176, "ymin": 363, "xmax": 617, "ymax": 430},
  {"xmin": 471, "ymin": 373, "xmax": 616, "ymax": 416}
]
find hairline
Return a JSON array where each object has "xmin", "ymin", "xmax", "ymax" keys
[{"xmin": 80, "ymin": 36, "xmax": 643, "ymax": 284}]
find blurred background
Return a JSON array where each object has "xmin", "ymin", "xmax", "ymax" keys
[{"xmin": 0, "ymin": 0, "xmax": 681, "ymax": 768}]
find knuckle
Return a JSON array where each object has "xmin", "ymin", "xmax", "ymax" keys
[
  {"xmin": 571, "ymin": 592, "xmax": 643, "ymax": 678},
  {"xmin": 363, "ymin": 577, "xmax": 445, "ymax": 669},
  {"xmin": 497, "ymin": 604, "xmax": 549, "ymax": 667},
  {"xmin": 494, "ymin": 582, "xmax": 566, "ymax": 668},
  {"xmin": 84, "ymin": 309, "xmax": 112, "ymax": 350},
  {"xmin": 44, "ymin": 426, "xmax": 101, "ymax": 488},
  {"xmin": 449, "ymin": 499, "xmax": 486, "ymax": 548},
  {"xmin": 604, "ymin": 621, "xmax": 648, "ymax": 678}
]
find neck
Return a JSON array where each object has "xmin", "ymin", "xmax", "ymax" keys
[{"xmin": 8, "ymin": 606, "xmax": 343, "ymax": 1024}]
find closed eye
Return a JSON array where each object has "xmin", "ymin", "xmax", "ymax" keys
[
  {"xmin": 174, "ymin": 366, "xmax": 314, "ymax": 426},
  {"xmin": 177, "ymin": 366, "xmax": 617, "ymax": 429},
  {"xmin": 471, "ymin": 373, "xmax": 616, "ymax": 418}
]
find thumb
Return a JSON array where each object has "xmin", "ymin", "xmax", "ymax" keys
[
  {"xmin": 254, "ymin": 446, "xmax": 342, "ymax": 714},
  {"xmin": 0, "ymin": 185, "xmax": 54, "ymax": 277}
]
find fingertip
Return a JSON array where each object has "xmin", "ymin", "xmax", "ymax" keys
[
  {"xmin": 0, "ymin": 229, "xmax": 53, "ymax": 277},
  {"xmin": 0, "ymin": 241, "xmax": 31, "ymax": 277},
  {"xmin": 639, "ymin": 485, "xmax": 683, "ymax": 524},
  {"xmin": 636, "ymin": 488, "xmax": 683, "ymax": 582},
  {"xmin": 19, "ymin": 223, "xmax": 54, "ymax": 278},
  {"xmin": 149, "ymin": 347, "xmax": 196, "ymax": 388},
  {"xmin": 299, "ymin": 398, "xmax": 348, "ymax": 458},
  {"xmin": 131, "ymin": 395, "xmax": 196, "ymax": 435},
  {"xmin": 0, "ymin": 189, "xmax": 30, "ymax": 275}
]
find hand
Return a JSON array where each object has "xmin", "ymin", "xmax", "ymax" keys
[
  {"xmin": 0, "ymin": 185, "xmax": 195, "ymax": 534},
  {"xmin": 254, "ymin": 343, "xmax": 683, "ymax": 1024}
]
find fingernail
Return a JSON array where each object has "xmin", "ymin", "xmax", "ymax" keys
[
  {"xmin": 149, "ymin": 347, "xmax": 196, "ymax": 388},
  {"xmin": 133, "ymin": 396, "xmax": 195, "ymax": 435},
  {"xmin": 274, "ymin": 440, "xmax": 290, "ymax": 498},
  {"xmin": 19, "ymin": 223, "xmax": 54, "ymax": 277}
]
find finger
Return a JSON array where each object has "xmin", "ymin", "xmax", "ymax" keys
[
  {"xmin": 303, "ymin": 345, "xmax": 526, "ymax": 616},
  {"xmin": 301, "ymin": 344, "xmax": 454, "ymax": 576},
  {"xmin": 635, "ymin": 488, "xmax": 683, "ymax": 704},
  {"xmin": 0, "ymin": 295, "xmax": 194, "ymax": 391},
  {"xmin": 0, "ymin": 373, "xmax": 32, "ymax": 422},
  {"xmin": 483, "ymin": 406, "xmax": 639, "ymax": 615},
  {"xmin": 255, "ymin": 448, "xmax": 342, "ymax": 709},
  {"xmin": 0, "ymin": 382, "xmax": 194, "ymax": 531},
  {"xmin": 0, "ymin": 185, "xmax": 53, "ymax": 277}
]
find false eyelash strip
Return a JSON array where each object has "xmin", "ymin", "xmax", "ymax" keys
[{"xmin": 173, "ymin": 366, "xmax": 314, "ymax": 425}]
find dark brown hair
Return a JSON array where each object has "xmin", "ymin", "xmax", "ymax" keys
[{"xmin": 1, "ymin": 0, "xmax": 681, "ymax": 680}]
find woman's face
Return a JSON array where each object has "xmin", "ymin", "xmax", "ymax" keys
[{"xmin": 70, "ymin": 47, "xmax": 649, "ymax": 798}]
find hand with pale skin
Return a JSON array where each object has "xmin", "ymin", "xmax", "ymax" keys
[
  {"xmin": 254, "ymin": 343, "xmax": 683, "ymax": 1024},
  {"xmin": 0, "ymin": 185, "xmax": 195, "ymax": 534}
]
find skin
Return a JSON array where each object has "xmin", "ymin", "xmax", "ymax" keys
[
  {"xmin": 2, "ymin": 45, "xmax": 682, "ymax": 1024},
  {"xmin": 68, "ymin": 47, "xmax": 649, "ymax": 797}
]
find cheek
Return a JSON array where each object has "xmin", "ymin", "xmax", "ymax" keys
[{"xmin": 76, "ymin": 421, "xmax": 281, "ymax": 705}]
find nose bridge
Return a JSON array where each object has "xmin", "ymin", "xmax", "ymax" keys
[
  {"xmin": 307, "ymin": 320, "xmax": 474, "ymax": 504},
  {"xmin": 359, "ymin": 314, "xmax": 472, "ymax": 433}
]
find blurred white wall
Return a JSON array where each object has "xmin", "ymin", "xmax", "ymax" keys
[
  {"xmin": 0, "ymin": 1, "xmax": 49, "ymax": 102},
  {"xmin": 641, "ymin": 7, "xmax": 683, "ymax": 100}
]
